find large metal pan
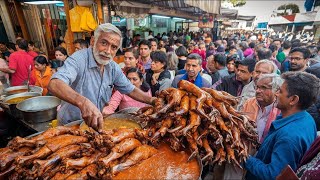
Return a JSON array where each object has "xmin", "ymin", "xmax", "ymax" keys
[
  {"xmin": 3, "ymin": 85, "xmax": 43, "ymax": 95},
  {"xmin": 80, "ymin": 108, "xmax": 142, "ymax": 130},
  {"xmin": 0, "ymin": 92, "xmax": 41, "ymax": 118},
  {"xmin": 16, "ymin": 96, "xmax": 61, "ymax": 123}
]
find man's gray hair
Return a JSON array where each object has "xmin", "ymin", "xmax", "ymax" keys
[
  {"xmin": 256, "ymin": 59, "xmax": 278, "ymax": 74},
  {"xmin": 187, "ymin": 53, "xmax": 202, "ymax": 66},
  {"xmin": 94, "ymin": 23, "xmax": 122, "ymax": 50},
  {"xmin": 257, "ymin": 73, "xmax": 284, "ymax": 92}
]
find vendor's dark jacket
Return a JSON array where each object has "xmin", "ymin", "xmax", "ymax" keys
[
  {"xmin": 306, "ymin": 62, "xmax": 320, "ymax": 130},
  {"xmin": 145, "ymin": 69, "xmax": 171, "ymax": 96}
]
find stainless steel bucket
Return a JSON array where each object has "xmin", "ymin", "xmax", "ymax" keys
[{"xmin": 16, "ymin": 96, "xmax": 61, "ymax": 123}]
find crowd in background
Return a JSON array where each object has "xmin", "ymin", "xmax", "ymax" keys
[{"xmin": 1, "ymin": 28, "xmax": 320, "ymax": 179}]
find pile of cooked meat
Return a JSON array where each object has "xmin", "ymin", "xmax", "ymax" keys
[
  {"xmin": 0, "ymin": 126, "xmax": 158, "ymax": 180},
  {"xmin": 0, "ymin": 80, "xmax": 259, "ymax": 179},
  {"xmin": 135, "ymin": 80, "xmax": 259, "ymax": 168}
]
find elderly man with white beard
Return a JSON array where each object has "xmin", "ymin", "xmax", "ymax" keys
[{"xmin": 48, "ymin": 23, "xmax": 156, "ymax": 131}]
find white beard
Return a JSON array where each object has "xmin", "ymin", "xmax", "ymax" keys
[{"xmin": 93, "ymin": 48, "xmax": 113, "ymax": 65}]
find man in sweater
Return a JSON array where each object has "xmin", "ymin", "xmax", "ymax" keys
[{"xmin": 213, "ymin": 58, "xmax": 256, "ymax": 96}]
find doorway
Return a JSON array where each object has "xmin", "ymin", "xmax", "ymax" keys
[{"xmin": 0, "ymin": 15, "xmax": 9, "ymax": 43}]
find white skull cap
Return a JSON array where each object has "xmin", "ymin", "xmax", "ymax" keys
[{"xmin": 94, "ymin": 23, "xmax": 123, "ymax": 51}]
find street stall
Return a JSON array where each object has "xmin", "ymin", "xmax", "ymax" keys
[{"xmin": 0, "ymin": 80, "xmax": 258, "ymax": 179}]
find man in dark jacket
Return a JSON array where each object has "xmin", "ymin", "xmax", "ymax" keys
[
  {"xmin": 305, "ymin": 62, "xmax": 320, "ymax": 131},
  {"xmin": 213, "ymin": 58, "xmax": 256, "ymax": 96}
]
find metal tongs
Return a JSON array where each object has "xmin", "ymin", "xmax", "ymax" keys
[{"xmin": 27, "ymin": 65, "xmax": 31, "ymax": 92}]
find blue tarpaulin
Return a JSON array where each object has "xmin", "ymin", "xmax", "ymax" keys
[{"xmin": 305, "ymin": 0, "xmax": 315, "ymax": 11}]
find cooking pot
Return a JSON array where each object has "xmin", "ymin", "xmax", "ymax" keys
[
  {"xmin": 16, "ymin": 96, "xmax": 61, "ymax": 123},
  {"xmin": 0, "ymin": 92, "xmax": 41, "ymax": 118},
  {"xmin": 3, "ymin": 85, "xmax": 43, "ymax": 95}
]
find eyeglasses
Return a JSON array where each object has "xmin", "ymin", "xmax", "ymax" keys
[
  {"xmin": 289, "ymin": 57, "xmax": 304, "ymax": 61},
  {"xmin": 254, "ymin": 84, "xmax": 272, "ymax": 91}
]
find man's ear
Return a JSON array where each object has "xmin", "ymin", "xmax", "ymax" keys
[
  {"xmin": 290, "ymin": 95, "xmax": 300, "ymax": 107},
  {"xmin": 250, "ymin": 71, "xmax": 254, "ymax": 77}
]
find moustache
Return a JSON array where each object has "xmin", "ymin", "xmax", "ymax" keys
[{"xmin": 99, "ymin": 52, "xmax": 113, "ymax": 59}]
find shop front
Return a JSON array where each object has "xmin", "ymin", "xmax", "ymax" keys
[{"xmin": 4, "ymin": 0, "xmax": 104, "ymax": 56}]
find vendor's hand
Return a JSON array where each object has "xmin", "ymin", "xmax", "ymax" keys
[{"xmin": 79, "ymin": 98, "xmax": 103, "ymax": 132}]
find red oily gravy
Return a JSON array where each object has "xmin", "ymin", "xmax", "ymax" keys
[{"xmin": 113, "ymin": 143, "xmax": 201, "ymax": 179}]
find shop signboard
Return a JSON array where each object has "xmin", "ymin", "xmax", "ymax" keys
[{"xmin": 198, "ymin": 14, "xmax": 214, "ymax": 28}]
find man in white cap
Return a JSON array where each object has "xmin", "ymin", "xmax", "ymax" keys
[{"xmin": 48, "ymin": 23, "xmax": 156, "ymax": 131}]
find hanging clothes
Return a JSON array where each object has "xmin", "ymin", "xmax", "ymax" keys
[
  {"xmin": 80, "ymin": 8, "xmax": 97, "ymax": 31},
  {"xmin": 69, "ymin": 6, "xmax": 97, "ymax": 32}
]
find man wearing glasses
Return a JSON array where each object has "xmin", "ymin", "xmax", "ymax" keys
[
  {"xmin": 288, "ymin": 47, "xmax": 311, "ymax": 72},
  {"xmin": 222, "ymin": 73, "xmax": 284, "ymax": 180},
  {"xmin": 242, "ymin": 74, "xmax": 283, "ymax": 143}
]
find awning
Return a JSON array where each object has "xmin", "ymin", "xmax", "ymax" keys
[
  {"xmin": 294, "ymin": 11, "xmax": 317, "ymax": 23},
  {"xmin": 184, "ymin": 0, "xmax": 220, "ymax": 14},
  {"xmin": 114, "ymin": 1, "xmax": 151, "ymax": 19},
  {"xmin": 237, "ymin": 15, "xmax": 255, "ymax": 21},
  {"xmin": 132, "ymin": 0, "xmax": 220, "ymax": 16},
  {"xmin": 314, "ymin": 11, "xmax": 320, "ymax": 24},
  {"xmin": 268, "ymin": 16, "xmax": 293, "ymax": 25},
  {"xmin": 217, "ymin": 8, "xmax": 238, "ymax": 19}
]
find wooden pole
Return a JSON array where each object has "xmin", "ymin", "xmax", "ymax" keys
[
  {"xmin": 13, "ymin": 0, "xmax": 30, "ymax": 40},
  {"xmin": 63, "ymin": 0, "xmax": 74, "ymax": 54},
  {"xmin": 95, "ymin": 0, "xmax": 103, "ymax": 23},
  {"xmin": 31, "ymin": 5, "xmax": 48, "ymax": 55},
  {"xmin": 106, "ymin": 0, "xmax": 111, "ymax": 23}
]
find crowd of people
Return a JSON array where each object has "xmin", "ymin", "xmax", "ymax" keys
[{"xmin": 1, "ymin": 24, "xmax": 320, "ymax": 179}]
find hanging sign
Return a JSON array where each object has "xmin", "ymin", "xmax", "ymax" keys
[{"xmin": 198, "ymin": 14, "xmax": 214, "ymax": 28}]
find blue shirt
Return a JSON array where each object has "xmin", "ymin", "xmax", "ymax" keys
[
  {"xmin": 51, "ymin": 48, "xmax": 135, "ymax": 124},
  {"xmin": 245, "ymin": 110, "xmax": 316, "ymax": 180},
  {"xmin": 171, "ymin": 73, "xmax": 211, "ymax": 88}
]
